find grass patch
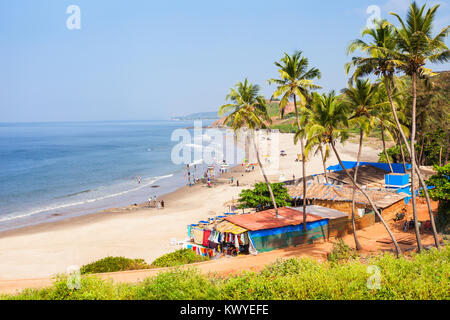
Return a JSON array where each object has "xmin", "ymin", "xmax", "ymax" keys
[
  {"xmin": 151, "ymin": 249, "xmax": 209, "ymax": 268},
  {"xmin": 270, "ymin": 123, "xmax": 297, "ymax": 133},
  {"xmin": 3, "ymin": 244, "xmax": 449, "ymax": 300},
  {"xmin": 80, "ymin": 257, "xmax": 151, "ymax": 275}
]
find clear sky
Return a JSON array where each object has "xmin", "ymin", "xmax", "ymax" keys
[{"xmin": 0, "ymin": 0, "xmax": 449, "ymax": 122}]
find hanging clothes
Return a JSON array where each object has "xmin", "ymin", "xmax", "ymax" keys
[{"xmin": 203, "ymin": 230, "xmax": 211, "ymax": 247}]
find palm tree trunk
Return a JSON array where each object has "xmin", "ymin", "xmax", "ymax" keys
[
  {"xmin": 381, "ymin": 124, "xmax": 393, "ymax": 172},
  {"xmin": 293, "ymin": 95, "xmax": 307, "ymax": 231},
  {"xmin": 330, "ymin": 140, "xmax": 401, "ymax": 257},
  {"xmin": 397, "ymin": 131, "xmax": 407, "ymax": 173},
  {"xmin": 251, "ymin": 131, "xmax": 279, "ymax": 217},
  {"xmin": 418, "ymin": 134, "xmax": 425, "ymax": 166},
  {"xmin": 351, "ymin": 129, "xmax": 363, "ymax": 250},
  {"xmin": 384, "ymin": 75, "xmax": 439, "ymax": 249},
  {"xmin": 410, "ymin": 72, "xmax": 423, "ymax": 252},
  {"xmin": 319, "ymin": 144, "xmax": 328, "ymax": 183},
  {"xmin": 445, "ymin": 136, "xmax": 449, "ymax": 165}
]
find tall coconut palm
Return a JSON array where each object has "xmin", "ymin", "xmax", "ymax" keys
[
  {"xmin": 342, "ymin": 79, "xmax": 383, "ymax": 250},
  {"xmin": 306, "ymin": 91, "xmax": 402, "ymax": 256},
  {"xmin": 373, "ymin": 81, "xmax": 410, "ymax": 173},
  {"xmin": 219, "ymin": 79, "xmax": 279, "ymax": 217},
  {"xmin": 388, "ymin": 1, "xmax": 449, "ymax": 251},
  {"xmin": 346, "ymin": 12, "xmax": 446, "ymax": 249},
  {"xmin": 269, "ymin": 51, "xmax": 321, "ymax": 230}
]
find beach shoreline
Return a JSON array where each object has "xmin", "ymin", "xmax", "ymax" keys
[{"xmin": 0, "ymin": 134, "xmax": 383, "ymax": 280}]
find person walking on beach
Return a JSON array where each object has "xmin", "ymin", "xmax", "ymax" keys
[
  {"xmin": 137, "ymin": 176, "xmax": 141, "ymax": 184},
  {"xmin": 236, "ymin": 180, "xmax": 239, "ymax": 187},
  {"xmin": 161, "ymin": 200, "xmax": 165, "ymax": 209}
]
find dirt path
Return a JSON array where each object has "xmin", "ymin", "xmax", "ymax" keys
[{"xmin": 0, "ymin": 223, "xmax": 440, "ymax": 296}]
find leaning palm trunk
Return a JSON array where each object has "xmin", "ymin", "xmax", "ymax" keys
[
  {"xmin": 381, "ymin": 124, "xmax": 394, "ymax": 172},
  {"xmin": 397, "ymin": 131, "xmax": 407, "ymax": 173},
  {"xmin": 410, "ymin": 73, "xmax": 423, "ymax": 252},
  {"xmin": 351, "ymin": 129, "xmax": 363, "ymax": 250},
  {"xmin": 384, "ymin": 76, "xmax": 439, "ymax": 249},
  {"xmin": 251, "ymin": 132, "xmax": 279, "ymax": 217},
  {"xmin": 319, "ymin": 144, "xmax": 328, "ymax": 183},
  {"xmin": 293, "ymin": 95, "xmax": 307, "ymax": 231},
  {"xmin": 330, "ymin": 140, "xmax": 402, "ymax": 257}
]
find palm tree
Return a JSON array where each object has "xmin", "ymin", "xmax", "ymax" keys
[
  {"xmin": 388, "ymin": 1, "xmax": 449, "ymax": 251},
  {"xmin": 374, "ymin": 81, "xmax": 409, "ymax": 173},
  {"xmin": 269, "ymin": 51, "xmax": 321, "ymax": 230},
  {"xmin": 219, "ymin": 79, "xmax": 279, "ymax": 217},
  {"xmin": 306, "ymin": 91, "xmax": 402, "ymax": 256},
  {"xmin": 346, "ymin": 11, "xmax": 446, "ymax": 250},
  {"xmin": 342, "ymin": 79, "xmax": 383, "ymax": 250}
]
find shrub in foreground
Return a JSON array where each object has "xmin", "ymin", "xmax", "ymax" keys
[
  {"xmin": 151, "ymin": 249, "xmax": 209, "ymax": 268},
  {"xmin": 80, "ymin": 256, "xmax": 151, "ymax": 274},
  {"xmin": 3, "ymin": 245, "xmax": 449, "ymax": 300}
]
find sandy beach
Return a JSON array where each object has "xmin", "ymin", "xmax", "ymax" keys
[{"xmin": 0, "ymin": 133, "xmax": 382, "ymax": 280}]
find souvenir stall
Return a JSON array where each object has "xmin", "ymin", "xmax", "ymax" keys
[{"xmin": 185, "ymin": 214, "xmax": 257, "ymax": 258}]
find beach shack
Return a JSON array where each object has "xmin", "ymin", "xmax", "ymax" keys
[
  {"xmin": 224, "ymin": 207, "xmax": 328, "ymax": 253},
  {"xmin": 288, "ymin": 182, "xmax": 407, "ymax": 219}
]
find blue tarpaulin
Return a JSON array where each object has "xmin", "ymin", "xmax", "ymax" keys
[{"xmin": 327, "ymin": 161, "xmax": 411, "ymax": 174}]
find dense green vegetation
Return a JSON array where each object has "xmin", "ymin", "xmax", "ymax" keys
[
  {"xmin": 237, "ymin": 182, "xmax": 290, "ymax": 209},
  {"xmin": 4, "ymin": 245, "xmax": 449, "ymax": 300},
  {"xmin": 377, "ymin": 71, "xmax": 450, "ymax": 166},
  {"xmin": 425, "ymin": 164, "xmax": 450, "ymax": 233},
  {"xmin": 80, "ymin": 257, "xmax": 151, "ymax": 275},
  {"xmin": 151, "ymin": 249, "xmax": 209, "ymax": 268}
]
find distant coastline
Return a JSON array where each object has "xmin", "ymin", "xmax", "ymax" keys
[{"xmin": 171, "ymin": 111, "xmax": 219, "ymax": 121}]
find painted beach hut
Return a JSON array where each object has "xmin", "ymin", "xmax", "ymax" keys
[{"xmin": 224, "ymin": 207, "xmax": 328, "ymax": 253}]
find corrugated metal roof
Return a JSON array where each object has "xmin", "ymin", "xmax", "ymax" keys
[
  {"xmin": 288, "ymin": 183, "xmax": 407, "ymax": 209},
  {"xmin": 288, "ymin": 205, "xmax": 348, "ymax": 219},
  {"xmin": 225, "ymin": 207, "xmax": 324, "ymax": 231}
]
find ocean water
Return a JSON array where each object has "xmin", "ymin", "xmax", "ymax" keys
[{"xmin": 0, "ymin": 120, "xmax": 242, "ymax": 232}]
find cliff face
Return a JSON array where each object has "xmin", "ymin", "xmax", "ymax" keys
[{"xmin": 211, "ymin": 117, "xmax": 226, "ymax": 127}]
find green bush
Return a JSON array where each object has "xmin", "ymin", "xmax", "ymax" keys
[
  {"xmin": 327, "ymin": 239, "xmax": 358, "ymax": 263},
  {"xmin": 80, "ymin": 256, "xmax": 151, "ymax": 275},
  {"xmin": 151, "ymin": 249, "xmax": 209, "ymax": 268},
  {"xmin": 238, "ymin": 182, "xmax": 290, "ymax": 209},
  {"xmin": 3, "ymin": 245, "xmax": 450, "ymax": 300}
]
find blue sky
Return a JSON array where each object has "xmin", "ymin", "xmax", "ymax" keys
[{"xmin": 0, "ymin": 0, "xmax": 449, "ymax": 122}]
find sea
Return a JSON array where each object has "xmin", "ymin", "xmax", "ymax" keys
[{"xmin": 0, "ymin": 120, "xmax": 244, "ymax": 232}]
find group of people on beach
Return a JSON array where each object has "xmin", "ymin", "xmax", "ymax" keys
[{"xmin": 148, "ymin": 195, "xmax": 165, "ymax": 209}]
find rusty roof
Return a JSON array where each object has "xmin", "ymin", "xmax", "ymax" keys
[
  {"xmin": 328, "ymin": 164, "xmax": 387, "ymax": 187},
  {"xmin": 288, "ymin": 182, "xmax": 407, "ymax": 209},
  {"xmin": 224, "ymin": 207, "xmax": 324, "ymax": 231}
]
